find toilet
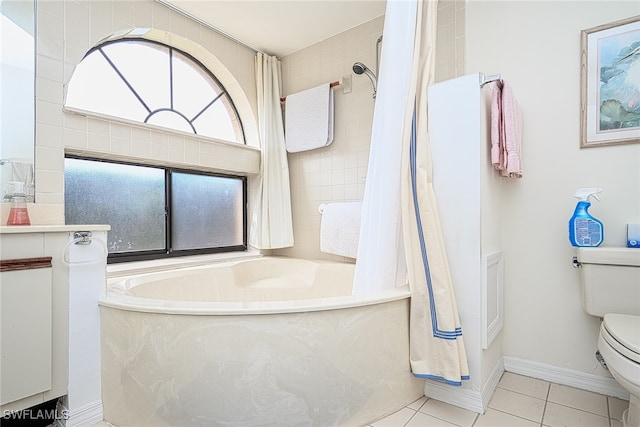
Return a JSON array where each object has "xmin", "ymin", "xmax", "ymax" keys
[{"xmin": 576, "ymin": 247, "xmax": 640, "ymax": 427}]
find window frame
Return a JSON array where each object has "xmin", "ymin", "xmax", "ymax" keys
[
  {"xmin": 65, "ymin": 154, "xmax": 248, "ymax": 264},
  {"xmin": 64, "ymin": 38, "xmax": 247, "ymax": 145}
]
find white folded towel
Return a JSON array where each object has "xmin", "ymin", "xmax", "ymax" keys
[
  {"xmin": 285, "ymin": 83, "xmax": 334, "ymax": 152},
  {"xmin": 320, "ymin": 202, "xmax": 362, "ymax": 258}
]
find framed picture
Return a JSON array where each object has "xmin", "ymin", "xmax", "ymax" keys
[{"xmin": 580, "ymin": 15, "xmax": 640, "ymax": 148}]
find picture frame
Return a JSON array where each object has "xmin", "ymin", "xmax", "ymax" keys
[{"xmin": 580, "ymin": 15, "xmax": 640, "ymax": 148}]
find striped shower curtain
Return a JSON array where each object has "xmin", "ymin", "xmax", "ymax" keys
[
  {"xmin": 402, "ymin": 0, "xmax": 469, "ymax": 386},
  {"xmin": 353, "ymin": 0, "xmax": 469, "ymax": 385}
]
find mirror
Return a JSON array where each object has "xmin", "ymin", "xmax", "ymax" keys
[{"xmin": 1, "ymin": 0, "xmax": 35, "ymax": 202}]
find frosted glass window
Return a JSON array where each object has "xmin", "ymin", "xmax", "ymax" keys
[
  {"xmin": 65, "ymin": 38, "xmax": 245, "ymax": 143},
  {"xmin": 64, "ymin": 156, "xmax": 246, "ymax": 262},
  {"xmin": 171, "ymin": 172, "xmax": 244, "ymax": 251},
  {"xmin": 64, "ymin": 158, "xmax": 166, "ymax": 254}
]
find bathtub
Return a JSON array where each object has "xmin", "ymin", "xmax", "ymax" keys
[{"xmin": 100, "ymin": 256, "xmax": 424, "ymax": 427}]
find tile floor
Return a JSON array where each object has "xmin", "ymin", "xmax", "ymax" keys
[
  {"xmin": 93, "ymin": 372, "xmax": 629, "ymax": 427},
  {"xmin": 366, "ymin": 372, "xmax": 628, "ymax": 427}
]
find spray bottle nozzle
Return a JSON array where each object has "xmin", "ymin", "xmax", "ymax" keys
[{"xmin": 574, "ymin": 187, "xmax": 603, "ymax": 202}]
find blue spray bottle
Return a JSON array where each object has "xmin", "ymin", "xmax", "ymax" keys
[{"xmin": 569, "ymin": 188, "xmax": 604, "ymax": 247}]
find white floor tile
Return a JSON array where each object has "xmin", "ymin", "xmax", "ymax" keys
[
  {"xmin": 547, "ymin": 383, "xmax": 609, "ymax": 417},
  {"xmin": 608, "ymin": 396, "xmax": 629, "ymax": 421},
  {"xmin": 371, "ymin": 407, "xmax": 416, "ymax": 427},
  {"xmin": 407, "ymin": 396, "xmax": 427, "ymax": 411},
  {"xmin": 497, "ymin": 372, "xmax": 550, "ymax": 400},
  {"xmin": 489, "ymin": 387, "xmax": 546, "ymax": 423},
  {"xmin": 418, "ymin": 399, "xmax": 477, "ymax": 427},
  {"xmin": 543, "ymin": 401, "xmax": 610, "ymax": 427},
  {"xmin": 474, "ymin": 408, "xmax": 540, "ymax": 427},
  {"xmin": 405, "ymin": 411, "xmax": 462, "ymax": 427}
]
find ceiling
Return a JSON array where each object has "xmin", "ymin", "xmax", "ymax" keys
[{"xmin": 159, "ymin": 0, "xmax": 386, "ymax": 58}]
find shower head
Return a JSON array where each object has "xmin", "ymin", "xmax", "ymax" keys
[
  {"xmin": 352, "ymin": 62, "xmax": 368, "ymax": 75},
  {"xmin": 352, "ymin": 62, "xmax": 377, "ymax": 98}
]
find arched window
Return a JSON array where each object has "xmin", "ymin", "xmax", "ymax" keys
[{"xmin": 65, "ymin": 38, "xmax": 245, "ymax": 144}]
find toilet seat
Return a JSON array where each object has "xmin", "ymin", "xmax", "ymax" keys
[
  {"xmin": 601, "ymin": 314, "xmax": 640, "ymax": 364},
  {"xmin": 598, "ymin": 316, "xmax": 640, "ymax": 427}
]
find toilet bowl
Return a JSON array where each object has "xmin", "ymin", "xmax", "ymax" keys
[
  {"xmin": 576, "ymin": 247, "xmax": 640, "ymax": 427},
  {"xmin": 597, "ymin": 314, "xmax": 640, "ymax": 427}
]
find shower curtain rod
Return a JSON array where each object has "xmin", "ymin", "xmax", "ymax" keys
[
  {"xmin": 155, "ymin": 0, "xmax": 272, "ymax": 56},
  {"xmin": 280, "ymin": 81, "xmax": 341, "ymax": 103}
]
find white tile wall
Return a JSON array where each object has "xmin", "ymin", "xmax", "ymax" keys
[
  {"xmin": 436, "ymin": 0, "xmax": 466, "ymax": 82},
  {"xmin": 33, "ymin": 0, "xmax": 261, "ymax": 224},
  {"xmin": 273, "ymin": 3, "xmax": 464, "ymax": 260},
  {"xmin": 32, "ymin": 0, "xmax": 465, "ymax": 252}
]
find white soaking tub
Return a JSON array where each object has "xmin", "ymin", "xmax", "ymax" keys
[{"xmin": 99, "ymin": 256, "xmax": 424, "ymax": 427}]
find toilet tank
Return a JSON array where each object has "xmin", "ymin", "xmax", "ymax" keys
[{"xmin": 576, "ymin": 247, "xmax": 640, "ymax": 317}]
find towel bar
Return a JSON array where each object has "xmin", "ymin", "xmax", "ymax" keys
[
  {"xmin": 479, "ymin": 73, "xmax": 502, "ymax": 88},
  {"xmin": 281, "ymin": 81, "xmax": 341, "ymax": 103}
]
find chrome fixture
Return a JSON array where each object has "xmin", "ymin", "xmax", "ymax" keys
[
  {"xmin": 352, "ymin": 62, "xmax": 377, "ymax": 98},
  {"xmin": 73, "ymin": 231, "xmax": 93, "ymax": 245}
]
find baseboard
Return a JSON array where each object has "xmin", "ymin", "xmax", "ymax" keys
[
  {"xmin": 424, "ymin": 357, "xmax": 505, "ymax": 414},
  {"xmin": 482, "ymin": 356, "xmax": 505, "ymax": 411},
  {"xmin": 56, "ymin": 400, "xmax": 104, "ymax": 427},
  {"xmin": 503, "ymin": 355, "xmax": 629, "ymax": 400}
]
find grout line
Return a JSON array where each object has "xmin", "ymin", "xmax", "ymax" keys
[
  {"xmin": 402, "ymin": 408, "xmax": 418, "ymax": 427},
  {"xmin": 541, "ymin": 381, "xmax": 551, "ymax": 426},
  {"xmin": 373, "ymin": 374, "xmax": 622, "ymax": 427},
  {"xmin": 496, "ymin": 384, "xmax": 550, "ymax": 402},
  {"xmin": 488, "ymin": 407, "xmax": 545, "ymax": 426},
  {"xmin": 470, "ymin": 412, "xmax": 479, "ymax": 427}
]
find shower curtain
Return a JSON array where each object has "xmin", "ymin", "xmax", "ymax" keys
[
  {"xmin": 249, "ymin": 53, "xmax": 294, "ymax": 249},
  {"xmin": 352, "ymin": 0, "xmax": 416, "ymax": 295},
  {"xmin": 353, "ymin": 0, "xmax": 469, "ymax": 385}
]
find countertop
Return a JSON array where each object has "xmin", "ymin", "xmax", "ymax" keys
[{"xmin": 0, "ymin": 224, "xmax": 110, "ymax": 234}]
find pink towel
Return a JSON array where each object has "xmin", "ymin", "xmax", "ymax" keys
[
  {"xmin": 490, "ymin": 83, "xmax": 505, "ymax": 171},
  {"xmin": 491, "ymin": 80, "xmax": 523, "ymax": 178}
]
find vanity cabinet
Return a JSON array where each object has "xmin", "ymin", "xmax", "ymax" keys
[
  {"xmin": 0, "ymin": 225, "xmax": 109, "ymax": 416},
  {"xmin": 0, "ymin": 230, "xmax": 69, "ymax": 413}
]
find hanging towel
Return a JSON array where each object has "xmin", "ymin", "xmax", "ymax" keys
[
  {"xmin": 11, "ymin": 161, "xmax": 33, "ymax": 189},
  {"xmin": 285, "ymin": 83, "xmax": 334, "ymax": 152},
  {"xmin": 490, "ymin": 84, "xmax": 505, "ymax": 171},
  {"xmin": 491, "ymin": 80, "xmax": 523, "ymax": 178},
  {"xmin": 320, "ymin": 202, "xmax": 362, "ymax": 258}
]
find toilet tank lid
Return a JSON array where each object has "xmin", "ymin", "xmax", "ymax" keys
[{"xmin": 577, "ymin": 247, "xmax": 640, "ymax": 267}]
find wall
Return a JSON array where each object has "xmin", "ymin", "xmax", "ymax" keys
[
  {"xmin": 1, "ymin": 2, "xmax": 35, "ymax": 194},
  {"xmin": 21, "ymin": 0, "xmax": 261, "ymax": 225},
  {"xmin": 25, "ymin": 0, "xmax": 465, "ymax": 247},
  {"xmin": 466, "ymin": 0, "xmax": 640, "ymax": 381},
  {"xmin": 275, "ymin": 1, "xmax": 464, "ymax": 260}
]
